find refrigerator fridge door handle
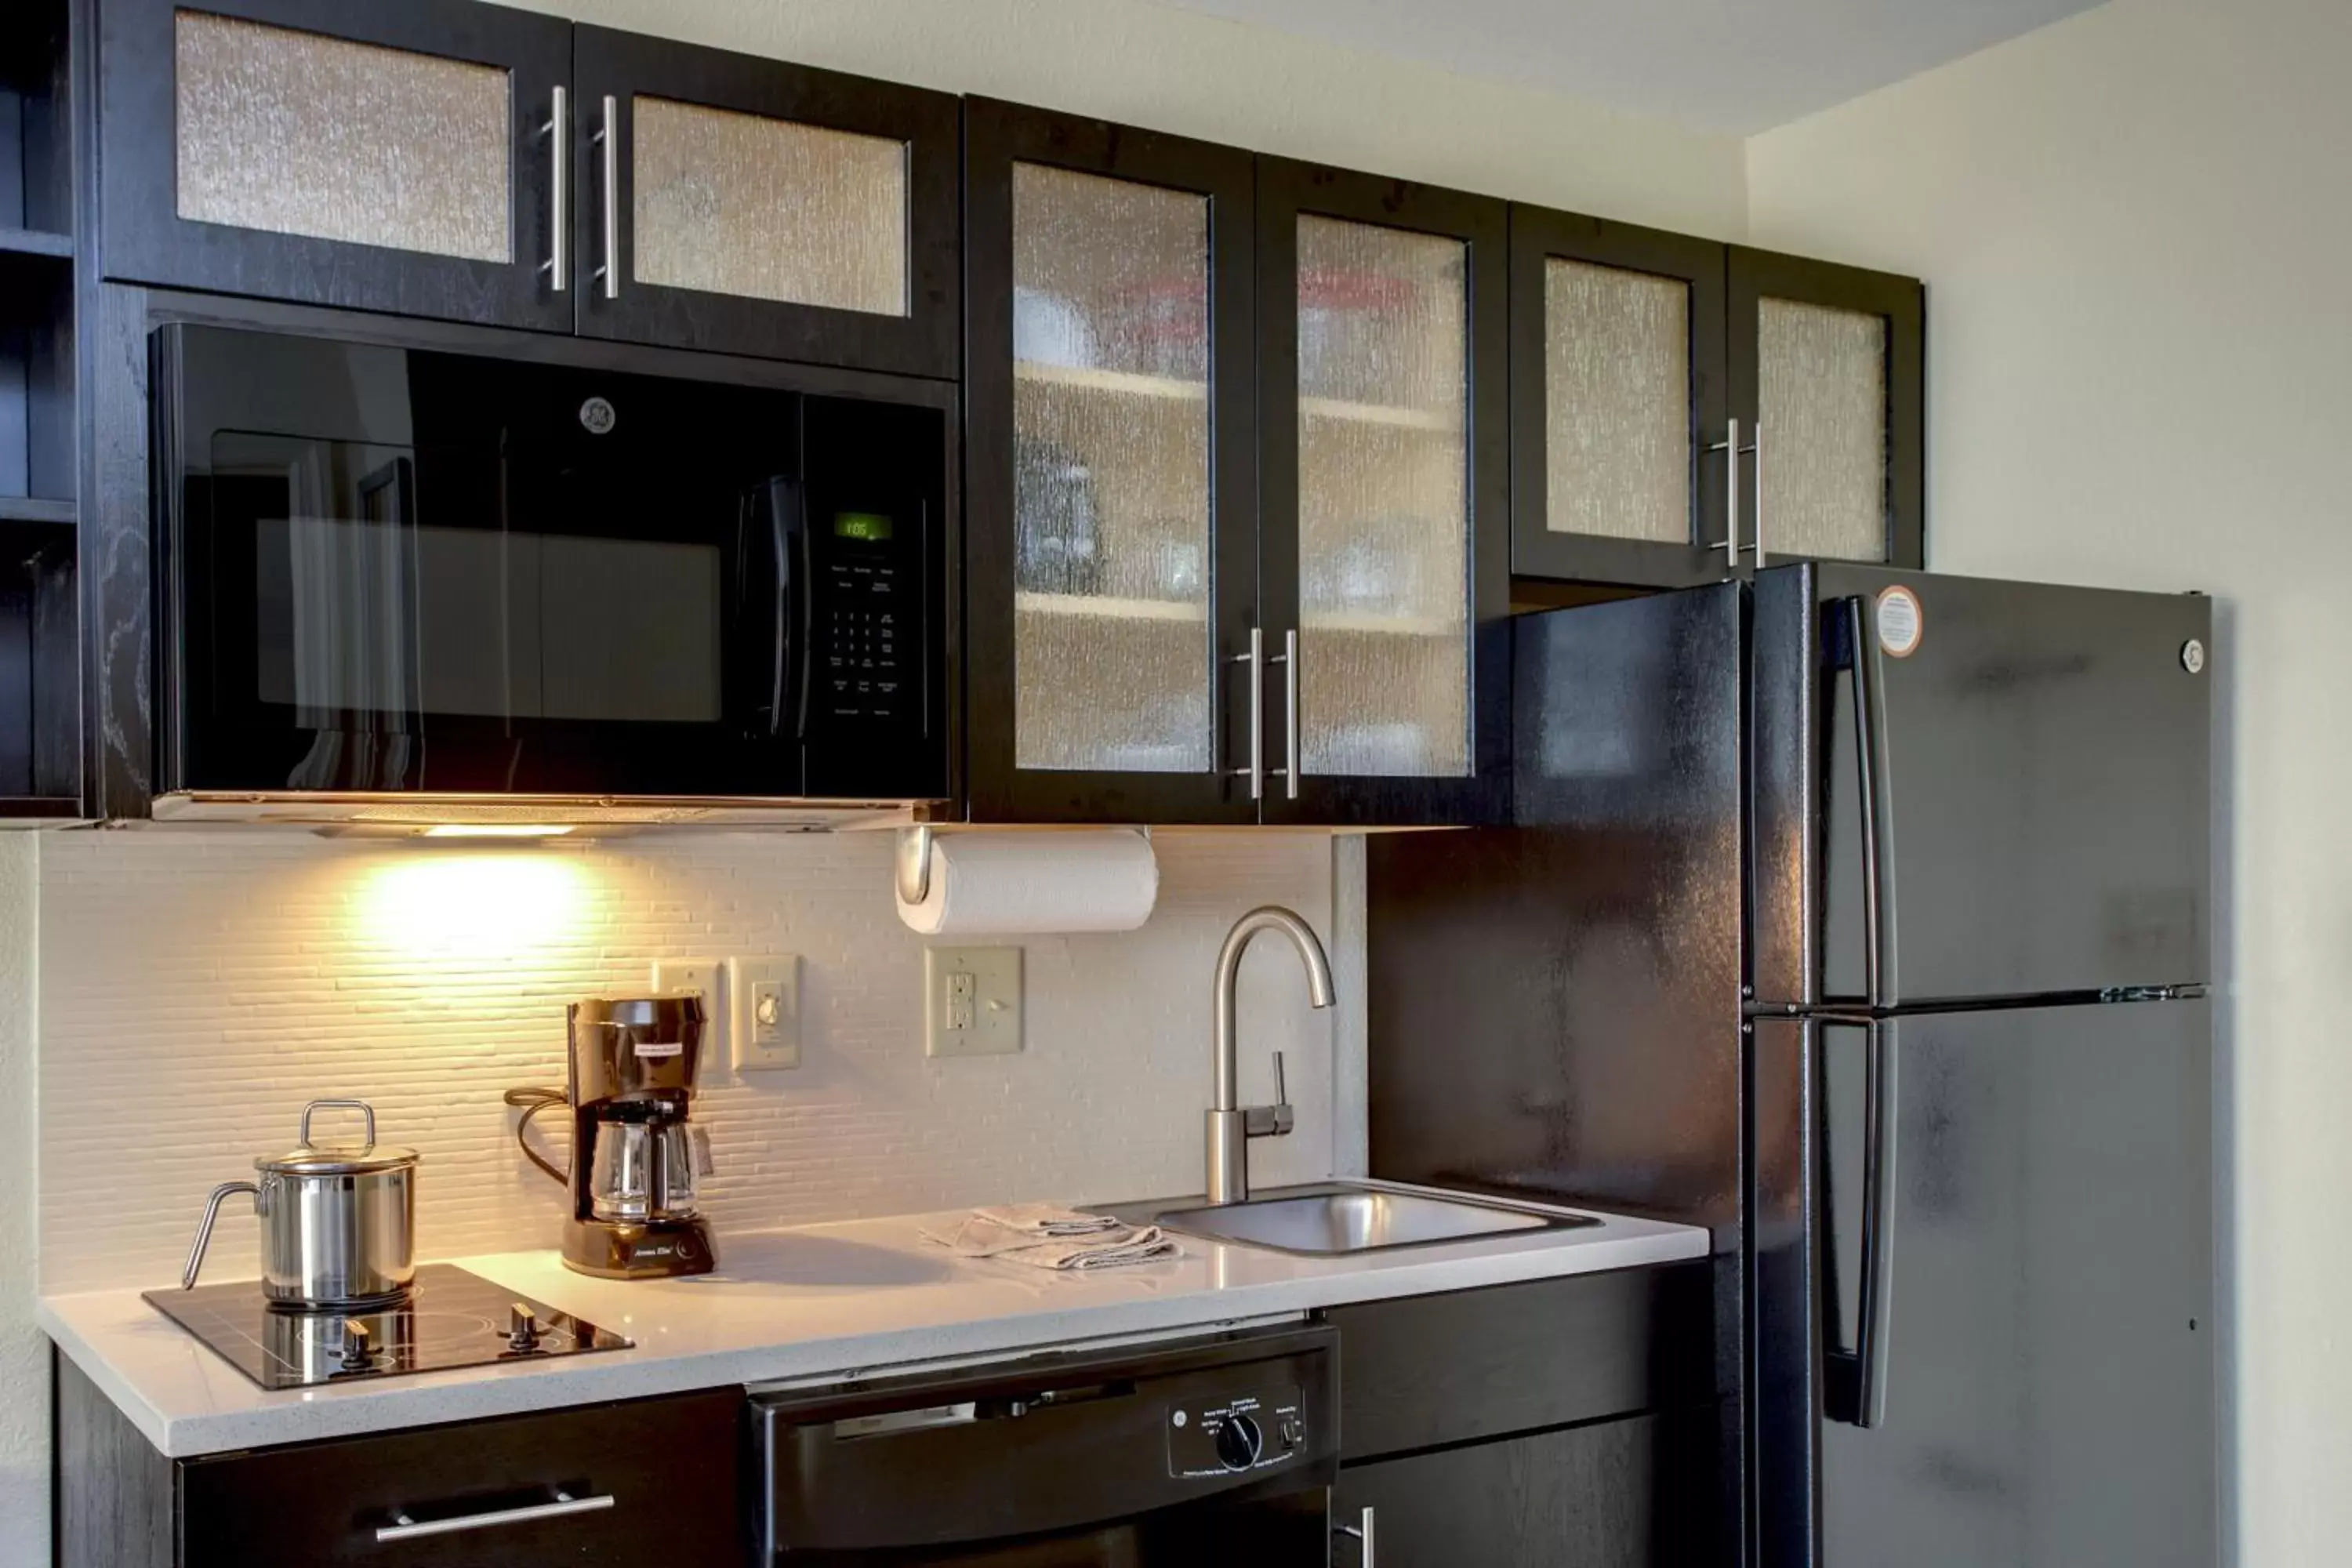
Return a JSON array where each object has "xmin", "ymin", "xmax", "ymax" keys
[
  {"xmin": 1844, "ymin": 596, "xmax": 1894, "ymax": 1009},
  {"xmin": 1820, "ymin": 1016, "xmax": 1899, "ymax": 1429},
  {"xmin": 1854, "ymin": 1018, "xmax": 1898, "ymax": 1428}
]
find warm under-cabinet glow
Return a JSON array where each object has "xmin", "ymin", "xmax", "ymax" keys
[{"xmin": 355, "ymin": 851, "xmax": 592, "ymax": 960}]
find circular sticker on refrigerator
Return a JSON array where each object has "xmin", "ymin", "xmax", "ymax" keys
[{"xmin": 1875, "ymin": 586, "xmax": 1925, "ymax": 659}]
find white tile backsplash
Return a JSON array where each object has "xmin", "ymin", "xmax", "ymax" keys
[{"xmin": 38, "ymin": 829, "xmax": 1340, "ymax": 1294}]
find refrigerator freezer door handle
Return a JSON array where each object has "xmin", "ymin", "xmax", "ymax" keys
[{"xmin": 1845, "ymin": 596, "xmax": 1895, "ymax": 1010}]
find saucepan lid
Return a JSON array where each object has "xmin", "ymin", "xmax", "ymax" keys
[{"xmin": 256, "ymin": 1099, "xmax": 419, "ymax": 1176}]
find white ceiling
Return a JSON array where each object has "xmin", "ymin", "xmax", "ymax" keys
[{"xmin": 1151, "ymin": 0, "xmax": 2105, "ymax": 134}]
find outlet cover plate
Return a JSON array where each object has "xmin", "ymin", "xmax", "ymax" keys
[
  {"xmin": 652, "ymin": 958, "xmax": 724, "ymax": 1076},
  {"xmin": 924, "ymin": 947, "xmax": 1022, "ymax": 1058}
]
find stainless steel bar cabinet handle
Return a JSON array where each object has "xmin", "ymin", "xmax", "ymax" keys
[
  {"xmin": 593, "ymin": 94, "xmax": 620, "ymax": 300},
  {"xmin": 542, "ymin": 85, "xmax": 568, "ymax": 292},
  {"xmin": 376, "ymin": 1490, "xmax": 615, "ymax": 1543},
  {"xmin": 1231, "ymin": 627, "xmax": 1265, "ymax": 800}
]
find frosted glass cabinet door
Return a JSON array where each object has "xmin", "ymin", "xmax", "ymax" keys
[
  {"xmin": 964, "ymin": 100, "xmax": 1260, "ymax": 823},
  {"xmin": 1730, "ymin": 247, "xmax": 1926, "ymax": 570},
  {"xmin": 99, "ymin": 0, "xmax": 574, "ymax": 330},
  {"xmin": 1257, "ymin": 159, "xmax": 1510, "ymax": 826},
  {"xmin": 1508, "ymin": 205, "xmax": 1731, "ymax": 589},
  {"xmin": 572, "ymin": 27, "xmax": 962, "ymax": 379}
]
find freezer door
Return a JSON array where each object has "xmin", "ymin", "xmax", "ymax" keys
[
  {"xmin": 1754, "ymin": 1000, "xmax": 2216, "ymax": 1568},
  {"xmin": 1754, "ymin": 564, "xmax": 2212, "ymax": 1006}
]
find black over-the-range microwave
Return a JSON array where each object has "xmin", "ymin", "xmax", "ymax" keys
[{"xmin": 150, "ymin": 325, "xmax": 951, "ymax": 829}]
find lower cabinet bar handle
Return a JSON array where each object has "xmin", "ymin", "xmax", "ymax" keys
[
  {"xmin": 1335, "ymin": 1504, "xmax": 1375, "ymax": 1564},
  {"xmin": 376, "ymin": 1492, "xmax": 615, "ymax": 1543}
]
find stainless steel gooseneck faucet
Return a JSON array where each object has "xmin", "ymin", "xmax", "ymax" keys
[{"xmin": 1207, "ymin": 906, "xmax": 1334, "ymax": 1205}]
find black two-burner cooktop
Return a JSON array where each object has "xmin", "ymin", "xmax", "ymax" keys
[{"xmin": 143, "ymin": 1265, "xmax": 633, "ymax": 1391}]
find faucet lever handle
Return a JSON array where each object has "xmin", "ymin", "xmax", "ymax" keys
[{"xmin": 1243, "ymin": 1052, "xmax": 1295, "ymax": 1139}]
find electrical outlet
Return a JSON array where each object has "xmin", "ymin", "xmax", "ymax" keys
[
  {"xmin": 924, "ymin": 947, "xmax": 1022, "ymax": 1058},
  {"xmin": 652, "ymin": 958, "xmax": 725, "ymax": 1074},
  {"xmin": 727, "ymin": 954, "xmax": 801, "ymax": 1071}
]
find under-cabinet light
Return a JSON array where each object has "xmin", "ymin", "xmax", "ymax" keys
[{"xmin": 417, "ymin": 824, "xmax": 579, "ymax": 840}]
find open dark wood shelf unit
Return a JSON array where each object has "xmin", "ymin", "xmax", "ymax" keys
[
  {"xmin": 0, "ymin": 0, "xmax": 79, "ymax": 818},
  {"xmin": 0, "ymin": 225, "xmax": 69, "ymax": 259}
]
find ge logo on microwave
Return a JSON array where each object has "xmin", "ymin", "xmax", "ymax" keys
[{"xmin": 579, "ymin": 396, "xmax": 618, "ymax": 435}]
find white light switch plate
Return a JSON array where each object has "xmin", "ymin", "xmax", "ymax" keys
[
  {"xmin": 924, "ymin": 947, "xmax": 1022, "ymax": 1058},
  {"xmin": 728, "ymin": 954, "xmax": 801, "ymax": 1071}
]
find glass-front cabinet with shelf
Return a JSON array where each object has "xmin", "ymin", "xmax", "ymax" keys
[
  {"xmin": 1256, "ymin": 160, "xmax": 1510, "ymax": 826},
  {"xmin": 964, "ymin": 100, "xmax": 1259, "ymax": 822}
]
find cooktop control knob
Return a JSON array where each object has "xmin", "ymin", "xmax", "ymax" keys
[
  {"xmin": 507, "ymin": 1303, "xmax": 542, "ymax": 1353},
  {"xmin": 1215, "ymin": 1412, "xmax": 1264, "ymax": 1472}
]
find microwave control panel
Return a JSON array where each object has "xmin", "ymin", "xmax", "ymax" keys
[{"xmin": 814, "ymin": 508, "xmax": 916, "ymax": 730}]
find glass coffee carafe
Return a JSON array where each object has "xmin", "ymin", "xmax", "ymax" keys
[{"xmin": 587, "ymin": 1117, "xmax": 713, "ymax": 1224}]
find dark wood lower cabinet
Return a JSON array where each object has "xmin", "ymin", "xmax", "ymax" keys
[
  {"xmin": 57, "ymin": 1353, "xmax": 746, "ymax": 1568},
  {"xmin": 1334, "ymin": 1408, "xmax": 1719, "ymax": 1568},
  {"xmin": 1326, "ymin": 1265, "xmax": 1726, "ymax": 1566}
]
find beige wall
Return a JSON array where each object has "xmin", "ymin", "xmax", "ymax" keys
[
  {"xmin": 0, "ymin": 839, "xmax": 37, "ymax": 1560},
  {"xmin": 488, "ymin": 0, "xmax": 1751, "ymax": 238},
  {"xmin": 1749, "ymin": 0, "xmax": 2352, "ymax": 1559}
]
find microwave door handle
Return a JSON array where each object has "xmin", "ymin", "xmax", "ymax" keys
[{"xmin": 757, "ymin": 478, "xmax": 804, "ymax": 739}]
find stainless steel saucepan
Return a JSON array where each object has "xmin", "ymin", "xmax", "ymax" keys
[{"xmin": 181, "ymin": 1099, "xmax": 419, "ymax": 1309}]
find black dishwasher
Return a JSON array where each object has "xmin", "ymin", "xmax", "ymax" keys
[{"xmin": 752, "ymin": 1324, "xmax": 1337, "ymax": 1564}]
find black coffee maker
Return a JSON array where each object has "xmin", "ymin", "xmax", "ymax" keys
[{"xmin": 540, "ymin": 995, "xmax": 717, "ymax": 1279}]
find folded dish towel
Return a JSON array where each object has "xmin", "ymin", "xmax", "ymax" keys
[{"xmin": 921, "ymin": 1205, "xmax": 1180, "ymax": 1270}]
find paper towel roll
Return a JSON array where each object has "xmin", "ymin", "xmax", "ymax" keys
[{"xmin": 895, "ymin": 830, "xmax": 1159, "ymax": 935}]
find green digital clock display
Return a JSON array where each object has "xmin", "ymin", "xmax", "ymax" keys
[{"xmin": 833, "ymin": 511, "xmax": 895, "ymax": 543}]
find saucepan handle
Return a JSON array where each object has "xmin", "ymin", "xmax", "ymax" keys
[{"xmin": 181, "ymin": 1181, "xmax": 260, "ymax": 1290}]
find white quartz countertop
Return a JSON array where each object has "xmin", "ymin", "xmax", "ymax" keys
[{"xmin": 40, "ymin": 1185, "xmax": 1708, "ymax": 1457}]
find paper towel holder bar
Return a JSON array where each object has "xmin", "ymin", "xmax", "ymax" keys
[{"xmin": 894, "ymin": 824, "xmax": 1152, "ymax": 906}]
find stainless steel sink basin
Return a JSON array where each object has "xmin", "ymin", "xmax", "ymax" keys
[{"xmin": 1140, "ymin": 1185, "xmax": 1596, "ymax": 1256}]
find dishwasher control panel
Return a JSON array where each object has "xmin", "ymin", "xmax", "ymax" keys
[{"xmin": 1166, "ymin": 1382, "xmax": 1308, "ymax": 1480}]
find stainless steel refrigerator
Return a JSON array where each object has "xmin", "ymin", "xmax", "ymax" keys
[{"xmin": 1366, "ymin": 563, "xmax": 2216, "ymax": 1566}]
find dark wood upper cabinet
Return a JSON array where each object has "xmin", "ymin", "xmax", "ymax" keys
[
  {"xmin": 569, "ymin": 27, "xmax": 960, "ymax": 379},
  {"xmin": 98, "ymin": 0, "xmax": 575, "ymax": 332},
  {"xmin": 962, "ymin": 97, "xmax": 1258, "ymax": 822},
  {"xmin": 96, "ymin": 4, "xmax": 959, "ymax": 376},
  {"xmin": 1728, "ymin": 246, "xmax": 1926, "ymax": 573},
  {"xmin": 1508, "ymin": 206, "xmax": 1731, "ymax": 590},
  {"xmin": 1254, "ymin": 158, "xmax": 1510, "ymax": 826}
]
